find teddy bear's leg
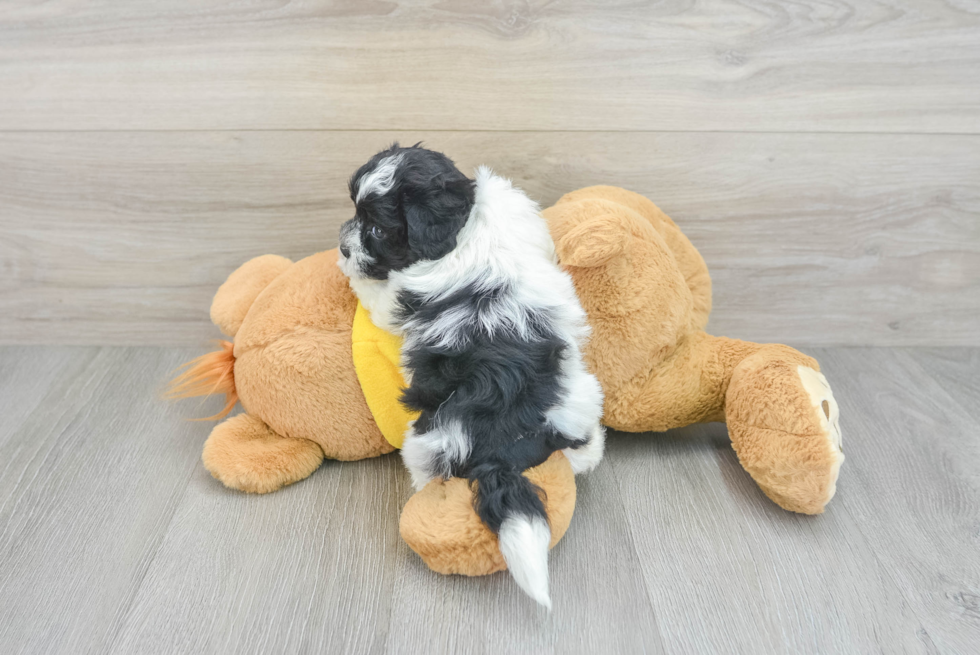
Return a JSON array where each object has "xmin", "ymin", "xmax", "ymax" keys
[
  {"xmin": 725, "ymin": 350, "xmax": 844, "ymax": 514},
  {"xmin": 202, "ymin": 413, "xmax": 324, "ymax": 493},
  {"xmin": 399, "ymin": 452, "xmax": 577, "ymax": 576}
]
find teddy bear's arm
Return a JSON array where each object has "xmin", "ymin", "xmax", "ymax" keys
[{"xmin": 210, "ymin": 254, "xmax": 293, "ymax": 337}]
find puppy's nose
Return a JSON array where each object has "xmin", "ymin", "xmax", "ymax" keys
[{"xmin": 340, "ymin": 244, "xmax": 350, "ymax": 258}]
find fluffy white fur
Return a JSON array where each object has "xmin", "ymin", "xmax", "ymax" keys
[
  {"xmin": 547, "ymin": 348, "xmax": 606, "ymax": 447},
  {"xmin": 498, "ymin": 514, "xmax": 553, "ymax": 610},
  {"xmin": 355, "ymin": 153, "xmax": 404, "ymax": 203},
  {"xmin": 400, "ymin": 417, "xmax": 471, "ymax": 490},
  {"xmin": 564, "ymin": 424, "xmax": 606, "ymax": 475}
]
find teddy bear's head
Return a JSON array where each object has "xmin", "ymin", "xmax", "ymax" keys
[{"xmin": 544, "ymin": 195, "xmax": 699, "ymax": 391}]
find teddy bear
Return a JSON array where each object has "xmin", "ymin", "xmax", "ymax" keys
[{"xmin": 168, "ymin": 185, "xmax": 843, "ymax": 577}]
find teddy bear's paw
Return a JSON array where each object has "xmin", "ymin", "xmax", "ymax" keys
[
  {"xmin": 793, "ymin": 365, "xmax": 844, "ymax": 502},
  {"xmin": 202, "ymin": 413, "xmax": 324, "ymax": 493},
  {"xmin": 726, "ymin": 356, "xmax": 845, "ymax": 515},
  {"xmin": 797, "ymin": 366, "xmax": 843, "ymax": 456},
  {"xmin": 399, "ymin": 452, "xmax": 577, "ymax": 577}
]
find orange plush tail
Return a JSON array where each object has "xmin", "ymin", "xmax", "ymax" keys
[{"xmin": 165, "ymin": 340, "xmax": 238, "ymax": 420}]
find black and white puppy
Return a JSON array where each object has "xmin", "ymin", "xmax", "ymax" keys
[{"xmin": 338, "ymin": 144, "xmax": 604, "ymax": 608}]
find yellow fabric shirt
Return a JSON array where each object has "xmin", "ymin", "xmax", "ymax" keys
[{"xmin": 350, "ymin": 302, "xmax": 419, "ymax": 449}]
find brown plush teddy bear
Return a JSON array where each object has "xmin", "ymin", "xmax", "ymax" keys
[{"xmin": 169, "ymin": 185, "xmax": 843, "ymax": 577}]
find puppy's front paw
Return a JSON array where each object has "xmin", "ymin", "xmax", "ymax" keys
[{"xmin": 563, "ymin": 424, "xmax": 606, "ymax": 474}]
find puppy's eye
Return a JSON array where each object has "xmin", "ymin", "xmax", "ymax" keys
[{"xmin": 370, "ymin": 225, "xmax": 386, "ymax": 239}]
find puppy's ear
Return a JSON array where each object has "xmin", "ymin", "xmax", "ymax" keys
[
  {"xmin": 555, "ymin": 214, "xmax": 632, "ymax": 268},
  {"xmin": 405, "ymin": 176, "xmax": 474, "ymax": 260}
]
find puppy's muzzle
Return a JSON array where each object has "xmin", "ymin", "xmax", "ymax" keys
[
  {"xmin": 338, "ymin": 218, "xmax": 368, "ymax": 278},
  {"xmin": 339, "ymin": 219, "xmax": 358, "ymax": 259}
]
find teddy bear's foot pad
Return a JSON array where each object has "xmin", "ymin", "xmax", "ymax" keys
[
  {"xmin": 202, "ymin": 413, "xmax": 324, "ymax": 493},
  {"xmin": 727, "ymin": 354, "xmax": 845, "ymax": 515}
]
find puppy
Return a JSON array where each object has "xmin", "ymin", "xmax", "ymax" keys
[{"xmin": 338, "ymin": 144, "xmax": 604, "ymax": 608}]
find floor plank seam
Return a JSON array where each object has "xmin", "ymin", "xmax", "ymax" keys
[
  {"xmin": 836, "ymin": 498, "xmax": 931, "ymax": 649},
  {"xmin": 601, "ymin": 451, "xmax": 670, "ymax": 655},
  {"xmin": 0, "ymin": 350, "xmax": 110, "ymax": 547},
  {"xmin": 102, "ymin": 463, "xmax": 199, "ymax": 654}
]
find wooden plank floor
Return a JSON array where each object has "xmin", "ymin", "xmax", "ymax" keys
[{"xmin": 1, "ymin": 346, "xmax": 977, "ymax": 654}]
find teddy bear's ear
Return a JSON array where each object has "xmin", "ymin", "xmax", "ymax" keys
[{"xmin": 555, "ymin": 214, "xmax": 632, "ymax": 268}]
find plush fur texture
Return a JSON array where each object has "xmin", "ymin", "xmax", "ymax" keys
[
  {"xmin": 398, "ymin": 451, "xmax": 575, "ymax": 579},
  {"xmin": 338, "ymin": 145, "xmax": 605, "ymax": 607},
  {"xmin": 168, "ymin": 183, "xmax": 844, "ymax": 587},
  {"xmin": 202, "ymin": 413, "xmax": 324, "ymax": 493},
  {"xmin": 544, "ymin": 185, "xmax": 843, "ymax": 513},
  {"xmin": 195, "ymin": 250, "xmax": 395, "ymax": 465}
]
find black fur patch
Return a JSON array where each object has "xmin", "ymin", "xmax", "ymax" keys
[
  {"xmin": 342, "ymin": 143, "xmax": 474, "ymax": 279},
  {"xmin": 397, "ymin": 284, "xmax": 578, "ymax": 532}
]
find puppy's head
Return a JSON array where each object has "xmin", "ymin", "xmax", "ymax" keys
[{"xmin": 338, "ymin": 144, "xmax": 474, "ymax": 280}]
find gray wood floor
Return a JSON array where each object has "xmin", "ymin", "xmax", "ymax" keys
[{"xmin": 1, "ymin": 346, "xmax": 977, "ymax": 654}]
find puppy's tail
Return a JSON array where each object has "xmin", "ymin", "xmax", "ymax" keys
[
  {"xmin": 470, "ymin": 462, "xmax": 552, "ymax": 609},
  {"xmin": 164, "ymin": 340, "xmax": 238, "ymax": 420}
]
